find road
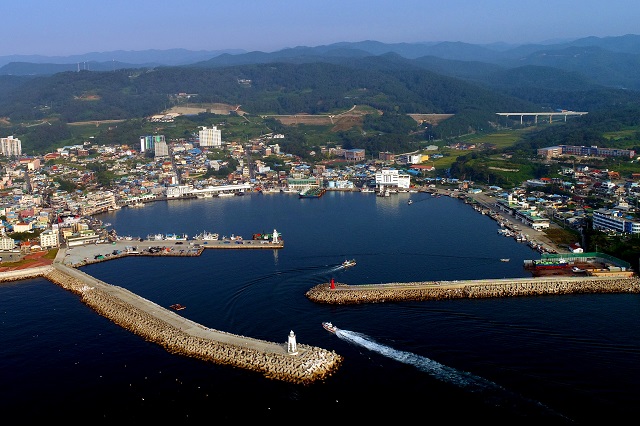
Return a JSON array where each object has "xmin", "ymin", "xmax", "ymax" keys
[{"xmin": 464, "ymin": 191, "xmax": 564, "ymax": 254}]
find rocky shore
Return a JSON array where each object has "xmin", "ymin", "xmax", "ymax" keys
[{"xmin": 305, "ymin": 276, "xmax": 640, "ymax": 304}]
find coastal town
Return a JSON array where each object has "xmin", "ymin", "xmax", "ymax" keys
[
  {"xmin": 2, "ymin": 119, "xmax": 637, "ymax": 386},
  {"xmin": 0, "ymin": 123, "xmax": 639, "ymax": 273}
]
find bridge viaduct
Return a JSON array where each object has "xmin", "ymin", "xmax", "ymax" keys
[{"xmin": 497, "ymin": 111, "xmax": 587, "ymax": 124}]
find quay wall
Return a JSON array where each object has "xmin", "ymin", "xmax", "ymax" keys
[
  {"xmin": 305, "ymin": 276, "xmax": 640, "ymax": 305},
  {"xmin": 30, "ymin": 265, "xmax": 342, "ymax": 384},
  {"xmin": 66, "ymin": 241, "xmax": 283, "ymax": 268},
  {"xmin": 0, "ymin": 266, "xmax": 54, "ymax": 282}
]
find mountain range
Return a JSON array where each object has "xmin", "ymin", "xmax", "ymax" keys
[{"xmin": 2, "ymin": 34, "xmax": 640, "ymax": 90}]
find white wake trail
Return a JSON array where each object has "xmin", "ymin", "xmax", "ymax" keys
[
  {"xmin": 336, "ymin": 329, "xmax": 498, "ymax": 391},
  {"xmin": 334, "ymin": 328, "xmax": 569, "ymax": 420}
]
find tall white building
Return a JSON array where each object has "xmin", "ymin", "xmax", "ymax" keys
[
  {"xmin": 0, "ymin": 135, "xmax": 22, "ymax": 156},
  {"xmin": 0, "ymin": 236, "xmax": 16, "ymax": 250},
  {"xmin": 375, "ymin": 168, "xmax": 411, "ymax": 190},
  {"xmin": 199, "ymin": 126, "xmax": 222, "ymax": 147},
  {"xmin": 154, "ymin": 140, "xmax": 169, "ymax": 158}
]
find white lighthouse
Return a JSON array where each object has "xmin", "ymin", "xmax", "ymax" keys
[
  {"xmin": 272, "ymin": 229, "xmax": 280, "ymax": 244},
  {"xmin": 287, "ymin": 330, "xmax": 298, "ymax": 355}
]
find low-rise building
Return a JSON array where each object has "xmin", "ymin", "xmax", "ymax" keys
[
  {"xmin": 39, "ymin": 229, "xmax": 59, "ymax": 249},
  {"xmin": 592, "ymin": 208, "xmax": 640, "ymax": 234}
]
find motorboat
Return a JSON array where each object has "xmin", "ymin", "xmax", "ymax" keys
[
  {"xmin": 322, "ymin": 322, "xmax": 337, "ymax": 333},
  {"xmin": 342, "ymin": 259, "xmax": 356, "ymax": 268},
  {"xmin": 408, "ymin": 199, "xmax": 413, "ymax": 205},
  {"xmin": 500, "ymin": 258, "xmax": 510, "ymax": 262}
]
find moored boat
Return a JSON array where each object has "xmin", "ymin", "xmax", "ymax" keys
[
  {"xmin": 532, "ymin": 258, "xmax": 570, "ymax": 270},
  {"xmin": 195, "ymin": 231, "xmax": 219, "ymax": 241},
  {"xmin": 299, "ymin": 187, "xmax": 326, "ymax": 198},
  {"xmin": 322, "ymin": 322, "xmax": 337, "ymax": 333},
  {"xmin": 342, "ymin": 259, "xmax": 356, "ymax": 268},
  {"xmin": 165, "ymin": 233, "xmax": 188, "ymax": 241}
]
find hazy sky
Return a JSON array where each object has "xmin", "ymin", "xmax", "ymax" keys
[{"xmin": 2, "ymin": 0, "xmax": 638, "ymax": 56}]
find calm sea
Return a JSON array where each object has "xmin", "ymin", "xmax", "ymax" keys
[{"xmin": 1, "ymin": 192, "xmax": 638, "ymax": 423}]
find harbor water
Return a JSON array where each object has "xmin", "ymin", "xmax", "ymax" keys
[{"xmin": 1, "ymin": 191, "xmax": 638, "ymax": 423}]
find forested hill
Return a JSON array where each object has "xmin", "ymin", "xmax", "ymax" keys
[{"xmin": 0, "ymin": 59, "xmax": 541, "ymax": 124}]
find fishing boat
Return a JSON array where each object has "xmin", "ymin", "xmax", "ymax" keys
[
  {"xmin": 342, "ymin": 259, "xmax": 356, "ymax": 268},
  {"xmin": 322, "ymin": 322, "xmax": 337, "ymax": 333},
  {"xmin": 377, "ymin": 187, "xmax": 390, "ymax": 197},
  {"xmin": 169, "ymin": 304, "xmax": 186, "ymax": 311},
  {"xmin": 532, "ymin": 258, "xmax": 570, "ymax": 270},
  {"xmin": 195, "ymin": 231, "xmax": 219, "ymax": 241},
  {"xmin": 164, "ymin": 233, "xmax": 188, "ymax": 241},
  {"xmin": 299, "ymin": 187, "xmax": 326, "ymax": 198}
]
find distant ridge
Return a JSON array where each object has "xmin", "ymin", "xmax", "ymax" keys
[
  {"xmin": 1, "ymin": 35, "xmax": 639, "ymax": 90},
  {"xmin": 0, "ymin": 48, "xmax": 246, "ymax": 69}
]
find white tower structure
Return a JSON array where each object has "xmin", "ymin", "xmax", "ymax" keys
[
  {"xmin": 287, "ymin": 330, "xmax": 298, "ymax": 355},
  {"xmin": 272, "ymin": 229, "xmax": 280, "ymax": 244}
]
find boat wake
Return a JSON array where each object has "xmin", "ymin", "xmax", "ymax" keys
[{"xmin": 335, "ymin": 329, "xmax": 570, "ymax": 421}]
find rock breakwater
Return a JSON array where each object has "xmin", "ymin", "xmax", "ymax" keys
[
  {"xmin": 306, "ymin": 277, "xmax": 640, "ymax": 305},
  {"xmin": 43, "ymin": 267, "xmax": 343, "ymax": 384}
]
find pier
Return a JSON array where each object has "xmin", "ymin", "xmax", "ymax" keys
[{"xmin": 62, "ymin": 238, "xmax": 283, "ymax": 267}]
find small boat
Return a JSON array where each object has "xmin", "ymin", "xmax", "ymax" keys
[
  {"xmin": 164, "ymin": 233, "xmax": 188, "ymax": 241},
  {"xmin": 342, "ymin": 259, "xmax": 356, "ymax": 268},
  {"xmin": 169, "ymin": 303, "xmax": 186, "ymax": 311},
  {"xmin": 299, "ymin": 187, "xmax": 326, "ymax": 198},
  {"xmin": 195, "ymin": 231, "xmax": 219, "ymax": 241},
  {"xmin": 322, "ymin": 322, "xmax": 337, "ymax": 333},
  {"xmin": 408, "ymin": 199, "xmax": 413, "ymax": 205},
  {"xmin": 500, "ymin": 258, "xmax": 510, "ymax": 262}
]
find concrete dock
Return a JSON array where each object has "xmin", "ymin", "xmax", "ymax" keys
[{"xmin": 62, "ymin": 239, "xmax": 283, "ymax": 267}]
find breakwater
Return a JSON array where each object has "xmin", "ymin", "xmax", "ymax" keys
[
  {"xmin": 42, "ymin": 265, "xmax": 342, "ymax": 384},
  {"xmin": 0, "ymin": 266, "xmax": 53, "ymax": 282},
  {"xmin": 305, "ymin": 276, "xmax": 640, "ymax": 305}
]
